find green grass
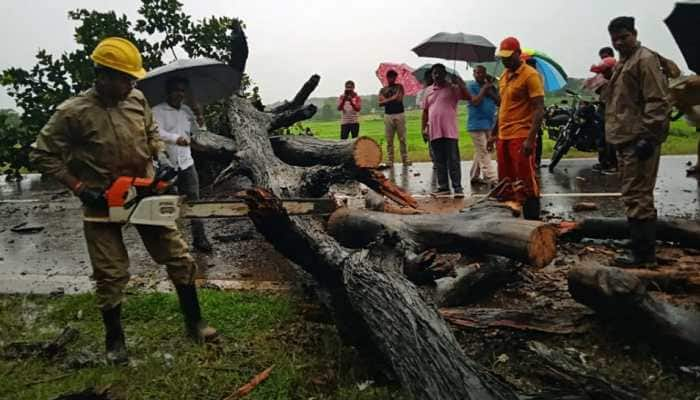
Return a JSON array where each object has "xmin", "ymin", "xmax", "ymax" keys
[
  {"xmin": 0, "ymin": 292, "xmax": 406, "ymax": 400},
  {"xmin": 305, "ymin": 109, "xmax": 698, "ymax": 163}
]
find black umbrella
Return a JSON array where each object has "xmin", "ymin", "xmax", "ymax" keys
[
  {"xmin": 665, "ymin": 1, "xmax": 700, "ymax": 74},
  {"xmin": 137, "ymin": 58, "xmax": 242, "ymax": 107},
  {"xmin": 412, "ymin": 32, "xmax": 496, "ymax": 62}
]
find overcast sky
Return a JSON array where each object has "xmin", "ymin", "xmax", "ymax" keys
[{"xmin": 0, "ymin": 0, "xmax": 686, "ymax": 110}]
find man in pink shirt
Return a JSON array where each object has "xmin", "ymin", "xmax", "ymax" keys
[
  {"xmin": 337, "ymin": 80, "xmax": 362, "ymax": 139},
  {"xmin": 422, "ymin": 64, "xmax": 471, "ymax": 196}
]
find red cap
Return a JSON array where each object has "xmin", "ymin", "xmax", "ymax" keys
[{"xmin": 496, "ymin": 37, "xmax": 521, "ymax": 58}]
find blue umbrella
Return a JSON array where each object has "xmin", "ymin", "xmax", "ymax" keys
[
  {"xmin": 529, "ymin": 56, "xmax": 568, "ymax": 92},
  {"xmin": 470, "ymin": 56, "xmax": 567, "ymax": 93}
]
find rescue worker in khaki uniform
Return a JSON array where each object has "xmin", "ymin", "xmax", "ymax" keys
[
  {"xmin": 30, "ymin": 37, "xmax": 217, "ymax": 364},
  {"xmin": 602, "ymin": 17, "xmax": 671, "ymax": 268}
]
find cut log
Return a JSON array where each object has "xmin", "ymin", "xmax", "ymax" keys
[
  {"xmin": 269, "ymin": 135, "xmax": 382, "ymax": 168},
  {"xmin": 192, "ymin": 132, "xmax": 383, "ymax": 172},
  {"xmin": 560, "ymin": 217, "xmax": 700, "ymax": 248},
  {"xmin": 568, "ymin": 263, "xmax": 700, "ymax": 360},
  {"xmin": 526, "ymin": 341, "xmax": 641, "ymax": 400},
  {"xmin": 434, "ymin": 256, "xmax": 522, "ymax": 306},
  {"xmin": 327, "ymin": 202, "xmax": 557, "ymax": 267},
  {"xmin": 440, "ymin": 308, "xmax": 590, "ymax": 334}
]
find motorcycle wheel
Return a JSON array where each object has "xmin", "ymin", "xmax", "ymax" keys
[{"xmin": 548, "ymin": 135, "xmax": 572, "ymax": 173}]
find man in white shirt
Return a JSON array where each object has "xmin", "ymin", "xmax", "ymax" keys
[{"xmin": 153, "ymin": 77, "xmax": 212, "ymax": 252}]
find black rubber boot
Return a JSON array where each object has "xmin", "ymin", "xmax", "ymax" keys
[
  {"xmin": 522, "ymin": 197, "xmax": 541, "ymax": 221},
  {"xmin": 100, "ymin": 304, "xmax": 128, "ymax": 365},
  {"xmin": 174, "ymin": 284, "xmax": 218, "ymax": 343},
  {"xmin": 615, "ymin": 219, "xmax": 657, "ymax": 268},
  {"xmin": 191, "ymin": 221, "xmax": 212, "ymax": 253}
]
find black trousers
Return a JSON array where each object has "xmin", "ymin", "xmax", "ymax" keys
[
  {"xmin": 431, "ymin": 138, "xmax": 462, "ymax": 191},
  {"xmin": 176, "ymin": 165, "xmax": 206, "ymax": 238},
  {"xmin": 340, "ymin": 123, "xmax": 360, "ymax": 139}
]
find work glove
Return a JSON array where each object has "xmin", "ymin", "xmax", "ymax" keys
[
  {"xmin": 77, "ymin": 186, "xmax": 108, "ymax": 209},
  {"xmin": 633, "ymin": 138, "xmax": 655, "ymax": 161}
]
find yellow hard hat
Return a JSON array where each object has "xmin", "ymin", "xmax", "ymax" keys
[{"xmin": 90, "ymin": 37, "xmax": 146, "ymax": 79}]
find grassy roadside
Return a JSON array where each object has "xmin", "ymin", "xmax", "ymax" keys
[
  {"xmin": 304, "ymin": 109, "xmax": 698, "ymax": 163},
  {"xmin": 0, "ymin": 291, "xmax": 406, "ymax": 400}
]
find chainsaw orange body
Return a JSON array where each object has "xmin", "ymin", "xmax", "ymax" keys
[{"xmin": 105, "ymin": 176, "xmax": 171, "ymax": 207}]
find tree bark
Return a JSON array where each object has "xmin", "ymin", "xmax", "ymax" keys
[
  {"xmin": 560, "ymin": 217, "xmax": 700, "ymax": 249},
  {"xmin": 440, "ymin": 308, "xmax": 590, "ymax": 335},
  {"xmin": 568, "ymin": 263, "xmax": 700, "ymax": 360},
  {"xmin": 327, "ymin": 202, "xmax": 558, "ymax": 268}
]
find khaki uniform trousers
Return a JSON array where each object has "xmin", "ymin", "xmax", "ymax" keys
[
  {"xmin": 617, "ymin": 142, "xmax": 661, "ymax": 221},
  {"xmin": 468, "ymin": 130, "xmax": 497, "ymax": 182},
  {"xmin": 84, "ymin": 221, "xmax": 197, "ymax": 310},
  {"xmin": 383, "ymin": 113, "xmax": 408, "ymax": 163}
]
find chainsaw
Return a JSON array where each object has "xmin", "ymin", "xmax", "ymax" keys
[{"xmin": 82, "ymin": 173, "xmax": 337, "ymax": 227}]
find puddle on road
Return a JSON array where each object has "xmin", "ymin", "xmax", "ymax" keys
[{"xmin": 3, "ymin": 158, "xmax": 700, "ymax": 296}]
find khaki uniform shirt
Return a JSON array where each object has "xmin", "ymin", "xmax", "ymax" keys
[
  {"xmin": 602, "ymin": 45, "xmax": 670, "ymax": 145},
  {"xmin": 30, "ymin": 87, "xmax": 163, "ymax": 215}
]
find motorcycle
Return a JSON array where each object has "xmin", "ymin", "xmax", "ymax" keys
[
  {"xmin": 543, "ymin": 101, "xmax": 572, "ymax": 140},
  {"xmin": 547, "ymin": 90, "xmax": 605, "ymax": 172}
]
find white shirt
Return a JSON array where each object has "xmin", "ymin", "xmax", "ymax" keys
[{"xmin": 152, "ymin": 102, "xmax": 197, "ymax": 170}]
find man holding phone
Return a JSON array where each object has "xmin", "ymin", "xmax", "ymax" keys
[{"xmin": 337, "ymin": 80, "xmax": 362, "ymax": 139}]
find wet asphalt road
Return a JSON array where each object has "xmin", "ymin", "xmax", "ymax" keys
[
  {"xmin": 383, "ymin": 155, "xmax": 700, "ymax": 219},
  {"xmin": 1, "ymin": 155, "xmax": 699, "ymax": 295}
]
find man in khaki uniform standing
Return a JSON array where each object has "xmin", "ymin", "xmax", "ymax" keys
[
  {"xmin": 30, "ymin": 37, "xmax": 217, "ymax": 364},
  {"xmin": 602, "ymin": 17, "xmax": 671, "ymax": 268}
]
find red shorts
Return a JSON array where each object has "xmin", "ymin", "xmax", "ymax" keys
[{"xmin": 496, "ymin": 137, "xmax": 540, "ymax": 201}]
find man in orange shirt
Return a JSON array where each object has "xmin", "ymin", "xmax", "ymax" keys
[{"xmin": 488, "ymin": 37, "xmax": 545, "ymax": 220}]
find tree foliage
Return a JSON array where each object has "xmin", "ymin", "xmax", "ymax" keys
[{"xmin": 0, "ymin": 0, "xmax": 250, "ymax": 178}]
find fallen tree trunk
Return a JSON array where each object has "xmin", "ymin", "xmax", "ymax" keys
[
  {"xmin": 568, "ymin": 263, "xmax": 700, "ymax": 360},
  {"xmin": 560, "ymin": 217, "xmax": 700, "ymax": 248},
  {"xmin": 327, "ymin": 202, "xmax": 558, "ymax": 268},
  {"xmin": 242, "ymin": 189, "xmax": 519, "ymax": 399},
  {"xmin": 213, "ymin": 71, "xmax": 520, "ymax": 398}
]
